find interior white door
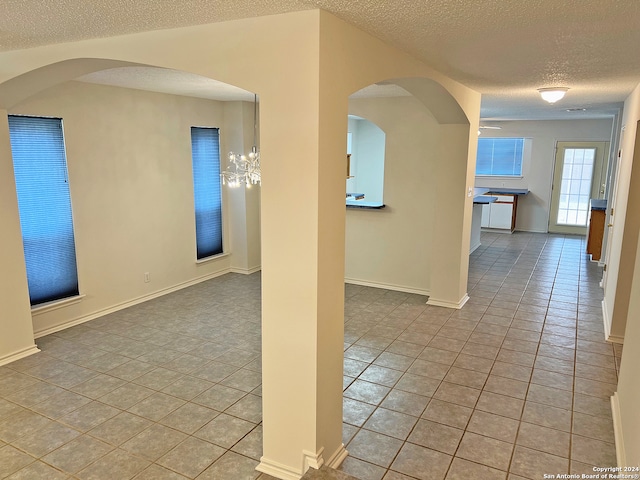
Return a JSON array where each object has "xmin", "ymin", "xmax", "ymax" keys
[{"xmin": 549, "ymin": 141, "xmax": 608, "ymax": 235}]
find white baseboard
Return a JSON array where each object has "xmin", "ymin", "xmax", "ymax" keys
[
  {"xmin": 427, "ymin": 293, "xmax": 470, "ymax": 310},
  {"xmin": 611, "ymin": 392, "xmax": 626, "ymax": 467},
  {"xmin": 256, "ymin": 457, "xmax": 302, "ymax": 480},
  {"xmin": 303, "ymin": 447, "xmax": 324, "ymax": 471},
  {"xmin": 0, "ymin": 344, "xmax": 40, "ymax": 367},
  {"xmin": 344, "ymin": 277, "xmax": 429, "ymax": 296},
  {"xmin": 326, "ymin": 444, "xmax": 348, "ymax": 469},
  {"xmin": 469, "ymin": 241, "xmax": 481, "ymax": 254},
  {"xmin": 602, "ymin": 298, "xmax": 624, "ymax": 344},
  {"xmin": 514, "ymin": 228, "xmax": 549, "ymax": 233},
  {"xmin": 481, "ymin": 227, "xmax": 513, "ymax": 234},
  {"xmin": 33, "ymin": 268, "xmax": 231, "ymax": 338},
  {"xmin": 230, "ymin": 265, "xmax": 262, "ymax": 275}
]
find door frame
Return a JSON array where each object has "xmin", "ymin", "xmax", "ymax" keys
[{"xmin": 549, "ymin": 141, "xmax": 610, "ymax": 235}]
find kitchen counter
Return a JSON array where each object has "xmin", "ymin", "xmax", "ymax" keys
[{"xmin": 482, "ymin": 187, "xmax": 529, "ymax": 195}]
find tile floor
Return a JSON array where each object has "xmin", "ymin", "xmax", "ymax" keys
[{"xmin": 0, "ymin": 232, "xmax": 620, "ymax": 480}]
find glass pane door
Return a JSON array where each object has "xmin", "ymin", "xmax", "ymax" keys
[{"xmin": 556, "ymin": 148, "xmax": 595, "ymax": 226}]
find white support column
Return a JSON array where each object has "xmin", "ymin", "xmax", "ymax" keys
[
  {"xmin": 428, "ymin": 124, "xmax": 473, "ymax": 309},
  {"xmin": 0, "ymin": 110, "xmax": 39, "ymax": 365},
  {"xmin": 256, "ymin": 83, "xmax": 347, "ymax": 479}
]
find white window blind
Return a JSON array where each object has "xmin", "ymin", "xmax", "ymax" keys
[
  {"xmin": 191, "ymin": 127, "xmax": 223, "ymax": 259},
  {"xmin": 8, "ymin": 115, "xmax": 80, "ymax": 305},
  {"xmin": 476, "ymin": 138, "xmax": 524, "ymax": 176}
]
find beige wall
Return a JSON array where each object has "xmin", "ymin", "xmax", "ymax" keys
[
  {"xmin": 8, "ymin": 81, "xmax": 235, "ymax": 336},
  {"xmin": 604, "ymin": 84, "xmax": 640, "ymax": 341},
  {"xmin": 0, "ymin": 111, "xmax": 38, "ymax": 365},
  {"xmin": 614, "ymin": 212, "xmax": 640, "ymax": 467},
  {"xmin": 345, "ymin": 96, "xmax": 438, "ymax": 294},
  {"xmin": 475, "ymin": 119, "xmax": 614, "ymax": 233}
]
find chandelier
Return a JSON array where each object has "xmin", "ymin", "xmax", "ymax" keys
[{"xmin": 221, "ymin": 93, "xmax": 261, "ymax": 187}]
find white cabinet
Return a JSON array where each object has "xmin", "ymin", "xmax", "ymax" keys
[
  {"xmin": 481, "ymin": 194, "xmax": 517, "ymax": 232},
  {"xmin": 481, "ymin": 204, "xmax": 490, "ymax": 228},
  {"xmin": 488, "ymin": 203, "xmax": 513, "ymax": 229}
]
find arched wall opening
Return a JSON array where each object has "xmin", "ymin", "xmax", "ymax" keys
[{"xmin": 344, "ymin": 78, "xmax": 473, "ymax": 304}]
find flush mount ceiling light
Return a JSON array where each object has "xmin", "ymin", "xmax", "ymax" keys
[{"xmin": 538, "ymin": 87, "xmax": 569, "ymax": 104}]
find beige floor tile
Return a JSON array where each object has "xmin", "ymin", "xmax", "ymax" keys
[
  {"xmin": 338, "ymin": 456, "xmax": 386, "ymax": 480},
  {"xmin": 121, "ymin": 423, "xmax": 187, "ymax": 461},
  {"xmin": 87, "ymin": 412, "xmax": 152, "ymax": 446},
  {"xmin": 572, "ymin": 412, "xmax": 615, "ymax": 443},
  {"xmin": 0, "ymin": 445, "xmax": 35, "ymax": 478},
  {"xmin": 445, "ymin": 457, "xmax": 506, "ymax": 480},
  {"xmin": 433, "ymin": 382, "xmax": 481, "ymax": 408},
  {"xmin": 475, "ymin": 391, "xmax": 524, "ymax": 420},
  {"xmin": 483, "ymin": 375, "xmax": 528, "ymax": 399},
  {"xmin": 521, "ymin": 401, "xmax": 571, "ymax": 432},
  {"xmin": 380, "ymin": 390, "xmax": 429, "ymax": 417},
  {"xmin": 6, "ymin": 460, "xmax": 69, "ymax": 480},
  {"xmin": 76, "ymin": 448, "xmax": 149, "ymax": 480},
  {"xmin": 42, "ymin": 435, "xmax": 113, "ymax": 474},
  {"xmin": 467, "ymin": 410, "xmax": 519, "ymax": 443},
  {"xmin": 126, "ymin": 392, "xmax": 185, "ymax": 421},
  {"xmin": 408, "ymin": 419, "xmax": 463, "ymax": 454},
  {"xmin": 197, "ymin": 451, "xmax": 260, "ymax": 479},
  {"xmin": 456, "ymin": 432, "xmax": 513, "ymax": 471},
  {"xmin": 526, "ymin": 384, "xmax": 572, "ymax": 410},
  {"xmin": 194, "ymin": 413, "xmax": 257, "ymax": 449},
  {"xmin": 422, "ymin": 399, "xmax": 472, "ymax": 429},
  {"xmin": 443, "ymin": 367, "xmax": 488, "ymax": 389},
  {"xmin": 509, "ymin": 445, "xmax": 568, "ymax": 479},
  {"xmin": 12, "ymin": 421, "xmax": 80, "ymax": 457},
  {"xmin": 390, "ymin": 443, "xmax": 452, "ymax": 480},
  {"xmin": 347, "ymin": 429, "xmax": 403, "ymax": 468},
  {"xmin": 516, "ymin": 422, "xmax": 570, "ymax": 457},
  {"xmin": 158, "ymin": 436, "xmax": 225, "ymax": 478},
  {"xmin": 363, "ymin": 407, "xmax": 418, "ymax": 439},
  {"xmin": 395, "ymin": 373, "xmax": 440, "ymax": 397}
]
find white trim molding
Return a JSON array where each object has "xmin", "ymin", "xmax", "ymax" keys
[
  {"xmin": 256, "ymin": 457, "xmax": 302, "ymax": 480},
  {"xmin": 344, "ymin": 277, "xmax": 429, "ymax": 296},
  {"xmin": 602, "ymin": 298, "xmax": 625, "ymax": 344},
  {"xmin": 427, "ymin": 293, "xmax": 470, "ymax": 310},
  {"xmin": 0, "ymin": 344, "xmax": 40, "ymax": 367},
  {"xmin": 33, "ymin": 268, "xmax": 231, "ymax": 338},
  {"xmin": 611, "ymin": 392, "xmax": 626, "ymax": 467},
  {"xmin": 325, "ymin": 444, "xmax": 348, "ymax": 469},
  {"xmin": 230, "ymin": 265, "xmax": 262, "ymax": 275},
  {"xmin": 303, "ymin": 447, "xmax": 324, "ymax": 471}
]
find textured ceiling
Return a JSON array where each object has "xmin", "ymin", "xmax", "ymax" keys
[{"xmin": 2, "ymin": 0, "xmax": 640, "ymax": 120}]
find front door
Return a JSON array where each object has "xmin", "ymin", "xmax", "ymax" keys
[{"xmin": 549, "ymin": 141, "xmax": 608, "ymax": 235}]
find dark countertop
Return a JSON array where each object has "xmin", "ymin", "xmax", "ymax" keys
[
  {"xmin": 484, "ymin": 188, "xmax": 529, "ymax": 195},
  {"xmin": 473, "ymin": 195, "xmax": 498, "ymax": 204},
  {"xmin": 591, "ymin": 199, "xmax": 607, "ymax": 211},
  {"xmin": 346, "ymin": 200, "xmax": 385, "ymax": 209}
]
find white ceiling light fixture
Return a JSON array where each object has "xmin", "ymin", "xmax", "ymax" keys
[
  {"xmin": 221, "ymin": 93, "xmax": 261, "ymax": 188},
  {"xmin": 538, "ymin": 87, "xmax": 569, "ymax": 104}
]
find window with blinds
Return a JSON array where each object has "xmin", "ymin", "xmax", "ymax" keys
[
  {"xmin": 476, "ymin": 137, "xmax": 525, "ymax": 177},
  {"xmin": 8, "ymin": 115, "xmax": 80, "ymax": 306},
  {"xmin": 191, "ymin": 127, "xmax": 223, "ymax": 259}
]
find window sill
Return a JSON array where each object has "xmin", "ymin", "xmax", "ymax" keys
[
  {"xmin": 196, "ymin": 252, "xmax": 230, "ymax": 265},
  {"xmin": 31, "ymin": 294, "xmax": 85, "ymax": 316}
]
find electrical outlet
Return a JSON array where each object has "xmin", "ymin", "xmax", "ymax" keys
[{"xmin": 144, "ymin": 272, "xmax": 150, "ymax": 283}]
